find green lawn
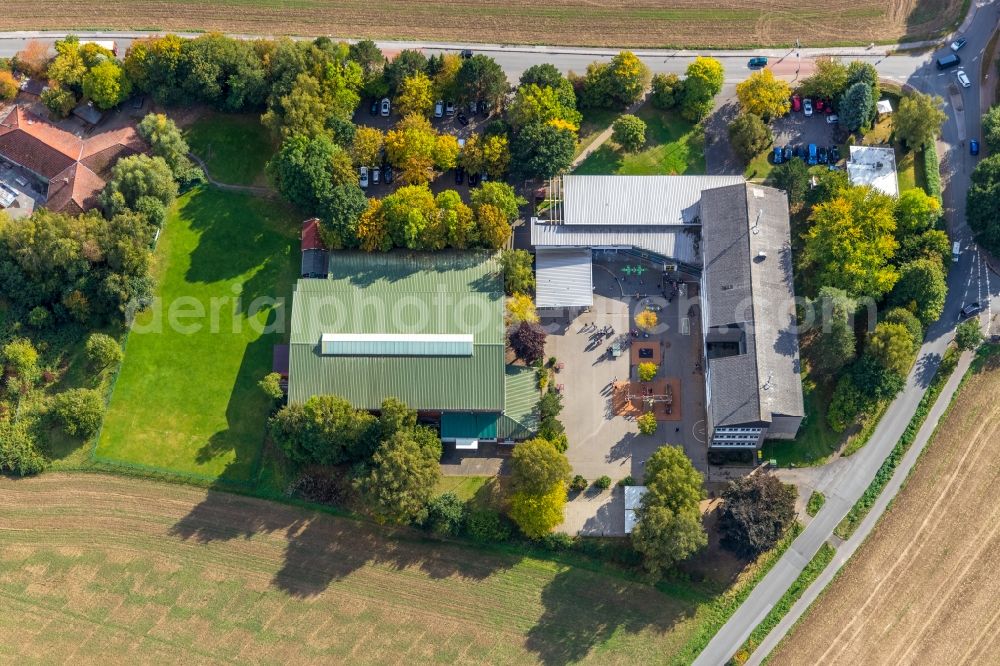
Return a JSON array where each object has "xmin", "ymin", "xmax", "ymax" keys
[
  {"xmin": 436, "ymin": 476, "xmax": 491, "ymax": 501},
  {"xmin": 762, "ymin": 372, "xmax": 841, "ymax": 467},
  {"xmin": 184, "ymin": 113, "xmax": 275, "ymax": 186},
  {"xmin": 95, "ymin": 187, "xmax": 299, "ymax": 483},
  {"xmin": 575, "ymin": 107, "xmax": 620, "ymax": 158},
  {"xmin": 575, "ymin": 107, "xmax": 705, "ymax": 175}
]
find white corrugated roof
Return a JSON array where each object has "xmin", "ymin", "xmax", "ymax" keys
[
  {"xmin": 535, "ymin": 248, "xmax": 594, "ymax": 308},
  {"xmin": 559, "ymin": 175, "xmax": 743, "ymax": 226},
  {"xmin": 531, "ymin": 220, "xmax": 700, "ymax": 265}
]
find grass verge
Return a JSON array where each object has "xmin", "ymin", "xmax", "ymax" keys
[
  {"xmin": 835, "ymin": 345, "xmax": 959, "ymax": 539},
  {"xmin": 806, "ymin": 491, "xmax": 825, "ymax": 517},
  {"xmin": 184, "ymin": 113, "xmax": 275, "ymax": 186},
  {"xmin": 574, "ymin": 106, "xmax": 705, "ymax": 175},
  {"xmin": 94, "ymin": 187, "xmax": 299, "ymax": 484},
  {"xmin": 728, "ymin": 541, "xmax": 836, "ymax": 664}
]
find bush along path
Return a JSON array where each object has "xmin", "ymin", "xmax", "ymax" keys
[
  {"xmin": 570, "ymin": 94, "xmax": 650, "ymax": 170},
  {"xmin": 187, "ymin": 152, "xmax": 276, "ymax": 197}
]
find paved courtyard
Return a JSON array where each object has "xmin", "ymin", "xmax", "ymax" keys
[{"xmin": 545, "ymin": 254, "xmax": 710, "ymax": 535}]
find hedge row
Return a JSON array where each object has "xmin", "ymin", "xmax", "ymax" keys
[{"xmin": 922, "ymin": 141, "xmax": 942, "ymax": 203}]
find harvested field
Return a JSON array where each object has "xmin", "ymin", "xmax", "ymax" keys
[
  {"xmin": 771, "ymin": 354, "xmax": 1000, "ymax": 665},
  {"xmin": 0, "ymin": 473, "xmax": 712, "ymax": 663},
  {"xmin": 0, "ymin": 0, "xmax": 965, "ymax": 48}
]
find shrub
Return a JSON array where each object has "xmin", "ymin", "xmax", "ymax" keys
[
  {"xmin": 570, "ymin": 474, "xmax": 588, "ymax": 492},
  {"xmin": 827, "ymin": 374, "xmax": 864, "ymax": 432},
  {"xmin": 540, "ymin": 532, "xmax": 575, "ymax": 551},
  {"xmin": 637, "ymin": 361, "xmax": 658, "ymax": 382},
  {"xmin": 650, "ymin": 73, "xmax": 681, "ymax": 110},
  {"xmin": 52, "ymin": 388, "xmax": 105, "ymax": 439},
  {"xmin": 27, "ymin": 306, "xmax": 51, "ymax": 329},
  {"xmin": 955, "ymin": 318, "xmax": 984, "ymax": 351},
  {"xmin": 611, "ymin": 114, "xmax": 647, "ymax": 152},
  {"xmin": 922, "ymin": 143, "xmax": 942, "ymax": 202},
  {"xmin": 465, "ymin": 508, "xmax": 511, "ymax": 543},
  {"xmin": 85, "ymin": 333, "xmax": 123, "ymax": 370},
  {"xmin": 637, "ymin": 411, "xmax": 658, "ymax": 435},
  {"xmin": 424, "ymin": 492, "xmax": 466, "ymax": 536},
  {"xmin": 618, "ymin": 475, "xmax": 635, "ymax": 487},
  {"xmin": 594, "ymin": 475, "xmax": 612, "ymax": 490},
  {"xmin": 0, "ymin": 420, "xmax": 46, "ymax": 476},
  {"xmin": 806, "ymin": 491, "xmax": 826, "ymax": 517},
  {"xmin": 258, "ymin": 372, "xmax": 284, "ymax": 401}
]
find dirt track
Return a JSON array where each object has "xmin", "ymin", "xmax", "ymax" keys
[
  {"xmin": 771, "ymin": 359, "xmax": 1000, "ymax": 665},
  {"xmin": 0, "ymin": 0, "xmax": 963, "ymax": 48},
  {"xmin": 0, "ymin": 473, "xmax": 693, "ymax": 664}
]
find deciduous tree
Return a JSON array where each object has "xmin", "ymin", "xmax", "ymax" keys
[
  {"xmin": 637, "ymin": 412, "xmax": 657, "ymax": 435},
  {"xmin": 799, "ymin": 58, "xmax": 849, "ymax": 100},
  {"xmin": 360, "ymin": 429, "xmax": 442, "ymax": 525},
  {"xmin": 500, "ymin": 249, "xmax": 535, "ymax": 296},
  {"xmin": 0, "ymin": 71, "xmax": 18, "ymax": 100},
  {"xmin": 509, "ymin": 321, "xmax": 547, "ymax": 364},
  {"xmin": 967, "ymin": 155, "xmax": 1000, "ymax": 253},
  {"xmin": 510, "ymin": 121, "xmax": 575, "ymax": 179},
  {"xmin": 679, "ymin": 56, "xmax": 724, "ymax": 122},
  {"xmin": 894, "ymin": 188, "xmax": 942, "ymax": 237},
  {"xmin": 395, "ymin": 71, "xmax": 435, "ymax": 117},
  {"xmin": 267, "ymin": 133, "xmax": 354, "ymax": 211},
  {"xmin": 867, "ymin": 321, "xmax": 917, "ymax": 376},
  {"xmin": 509, "ymin": 485, "xmax": 567, "ymax": 538},
  {"xmin": 772, "ymin": 158, "xmax": 810, "ymax": 207},
  {"xmin": 351, "ymin": 126, "xmax": 384, "ymax": 166},
  {"xmin": 894, "ymin": 91, "xmax": 947, "ymax": 150},
  {"xmin": 983, "ymin": 104, "xmax": 1000, "ymax": 154},
  {"xmin": 650, "ymin": 73, "xmax": 682, "ymax": 110},
  {"xmin": 455, "ymin": 54, "xmax": 508, "ymax": 108},
  {"xmin": 612, "ymin": 114, "xmax": 647, "ymax": 152},
  {"xmin": 889, "ymin": 258, "xmax": 947, "ymax": 326},
  {"xmin": 632, "ymin": 503, "xmax": 707, "ymax": 576},
  {"xmin": 475, "ymin": 203, "xmax": 512, "ymax": 250},
  {"xmin": 101, "ymin": 155, "xmax": 178, "ymax": 214},
  {"xmin": 810, "ymin": 286, "xmax": 857, "ymax": 376},
  {"xmin": 728, "ymin": 112, "xmax": 772, "ymax": 162},
  {"xmin": 82, "ymin": 59, "xmax": 132, "ymax": 109},
  {"xmin": 52, "ymin": 388, "xmax": 105, "ymax": 438},
  {"xmin": 510, "ymin": 437, "xmax": 571, "ymax": 496},
  {"xmin": 637, "ymin": 362, "xmax": 658, "ymax": 382},
  {"xmin": 736, "ymin": 69, "xmax": 792, "ymax": 120},
  {"xmin": 956, "ymin": 318, "xmax": 984, "ymax": 351},
  {"xmin": 85, "ymin": 333, "xmax": 122, "ymax": 370},
  {"xmin": 719, "ymin": 473, "xmax": 796, "ymax": 558}
]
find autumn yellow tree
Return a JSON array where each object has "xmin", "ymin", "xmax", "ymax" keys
[
  {"xmin": 506, "ymin": 293, "xmax": 539, "ymax": 324},
  {"xmin": 736, "ymin": 70, "xmax": 792, "ymax": 120},
  {"xmin": 356, "ymin": 198, "xmax": 391, "ymax": 252},
  {"xmin": 635, "ymin": 309, "xmax": 658, "ymax": 331},
  {"xmin": 395, "ymin": 72, "xmax": 435, "ymax": 117},
  {"xmin": 385, "ymin": 113, "xmax": 437, "ymax": 184},
  {"xmin": 476, "ymin": 204, "xmax": 512, "ymax": 250},
  {"xmin": 351, "ymin": 126, "xmax": 384, "ymax": 166}
]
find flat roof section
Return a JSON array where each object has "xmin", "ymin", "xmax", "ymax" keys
[
  {"xmin": 847, "ymin": 145, "xmax": 899, "ymax": 198},
  {"xmin": 535, "ymin": 248, "xmax": 594, "ymax": 309}
]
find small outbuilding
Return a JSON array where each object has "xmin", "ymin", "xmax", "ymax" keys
[{"xmin": 624, "ymin": 485, "xmax": 648, "ymax": 534}]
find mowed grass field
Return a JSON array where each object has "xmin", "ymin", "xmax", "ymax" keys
[
  {"xmin": 95, "ymin": 187, "xmax": 299, "ymax": 483},
  {"xmin": 0, "ymin": 0, "xmax": 965, "ymax": 48},
  {"xmin": 184, "ymin": 113, "xmax": 275, "ymax": 187},
  {"xmin": 1, "ymin": 474, "xmax": 718, "ymax": 664},
  {"xmin": 575, "ymin": 107, "xmax": 705, "ymax": 176},
  {"xmin": 771, "ymin": 352, "xmax": 1000, "ymax": 665}
]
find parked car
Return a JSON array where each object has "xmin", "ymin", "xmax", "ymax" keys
[
  {"xmin": 359, "ymin": 166, "xmax": 369, "ymax": 188},
  {"xmin": 794, "ymin": 145, "xmax": 805, "ymax": 160},
  {"xmin": 445, "ymin": 100, "xmax": 455, "ymax": 115},
  {"xmin": 434, "ymin": 100, "xmax": 444, "ymax": 118},
  {"xmin": 818, "ymin": 146, "xmax": 829, "ymax": 165},
  {"xmin": 823, "ymin": 99, "xmax": 835, "ymax": 114},
  {"xmin": 370, "ymin": 99, "xmax": 379, "ymax": 116},
  {"xmin": 372, "ymin": 167, "xmax": 380, "ymax": 185},
  {"xmin": 469, "ymin": 100, "xmax": 478, "ymax": 114},
  {"xmin": 970, "ymin": 138, "xmax": 980, "ymax": 156},
  {"xmin": 953, "ymin": 241, "xmax": 961, "ymax": 263},
  {"xmin": 936, "ymin": 53, "xmax": 961, "ymax": 70},
  {"xmin": 815, "ymin": 98, "xmax": 825, "ymax": 113},
  {"xmin": 956, "ymin": 70, "xmax": 971, "ymax": 88},
  {"xmin": 457, "ymin": 112, "xmax": 470, "ymax": 126},
  {"xmin": 480, "ymin": 172, "xmax": 489, "ymax": 183},
  {"xmin": 380, "ymin": 98, "xmax": 391, "ymax": 116},
  {"xmin": 829, "ymin": 145, "xmax": 841, "ymax": 162},
  {"xmin": 747, "ymin": 56, "xmax": 768, "ymax": 69},
  {"xmin": 807, "ymin": 143, "xmax": 818, "ymax": 165},
  {"xmin": 803, "ymin": 98, "xmax": 814, "ymax": 117},
  {"xmin": 791, "ymin": 94, "xmax": 802, "ymax": 112},
  {"xmin": 782, "ymin": 146, "xmax": 792, "ymax": 162},
  {"xmin": 468, "ymin": 171, "xmax": 481, "ymax": 186},
  {"xmin": 383, "ymin": 165, "xmax": 394, "ymax": 184},
  {"xmin": 772, "ymin": 146, "xmax": 785, "ymax": 164},
  {"xmin": 460, "ymin": 49, "xmax": 473, "ymax": 59},
  {"xmin": 826, "ymin": 114, "xmax": 839, "ymax": 124},
  {"xmin": 951, "ymin": 37, "xmax": 968, "ymax": 51},
  {"xmin": 959, "ymin": 302, "xmax": 983, "ymax": 319},
  {"xmin": 455, "ymin": 167, "xmax": 465, "ymax": 184}
]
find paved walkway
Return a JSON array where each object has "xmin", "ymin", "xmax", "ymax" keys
[
  {"xmin": 570, "ymin": 95, "xmax": 649, "ymax": 169},
  {"xmin": 747, "ymin": 351, "xmax": 974, "ymax": 664}
]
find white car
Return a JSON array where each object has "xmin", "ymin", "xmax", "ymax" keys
[
  {"xmin": 434, "ymin": 100, "xmax": 444, "ymax": 118},
  {"xmin": 359, "ymin": 166, "xmax": 369, "ymax": 188},
  {"xmin": 803, "ymin": 98, "xmax": 814, "ymax": 117},
  {"xmin": 445, "ymin": 101, "xmax": 455, "ymax": 115},
  {"xmin": 372, "ymin": 167, "xmax": 380, "ymax": 185},
  {"xmin": 826, "ymin": 114, "xmax": 839, "ymax": 124},
  {"xmin": 380, "ymin": 98, "xmax": 390, "ymax": 116},
  {"xmin": 956, "ymin": 70, "xmax": 971, "ymax": 88}
]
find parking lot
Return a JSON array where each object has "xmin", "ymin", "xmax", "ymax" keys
[
  {"xmin": 769, "ymin": 101, "xmax": 844, "ymax": 165},
  {"xmin": 543, "ymin": 253, "xmax": 709, "ymax": 535}
]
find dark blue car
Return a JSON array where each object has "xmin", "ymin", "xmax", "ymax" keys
[
  {"xmin": 772, "ymin": 146, "xmax": 784, "ymax": 164},
  {"xmin": 970, "ymin": 139, "xmax": 980, "ymax": 156},
  {"xmin": 807, "ymin": 144, "xmax": 818, "ymax": 165}
]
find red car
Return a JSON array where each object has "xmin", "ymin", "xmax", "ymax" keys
[
  {"xmin": 791, "ymin": 94, "xmax": 802, "ymax": 112},
  {"xmin": 824, "ymin": 99, "xmax": 835, "ymax": 114},
  {"xmin": 815, "ymin": 98, "xmax": 825, "ymax": 113}
]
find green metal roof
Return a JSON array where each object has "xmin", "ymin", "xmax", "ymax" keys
[
  {"xmin": 498, "ymin": 365, "xmax": 539, "ymax": 440},
  {"xmin": 441, "ymin": 412, "xmax": 499, "ymax": 440},
  {"xmin": 288, "ymin": 250, "xmax": 506, "ymax": 411}
]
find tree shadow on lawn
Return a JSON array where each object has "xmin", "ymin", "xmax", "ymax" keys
[
  {"xmin": 574, "ymin": 145, "xmax": 625, "ymax": 175},
  {"xmin": 169, "ymin": 481, "xmax": 518, "ymax": 598}
]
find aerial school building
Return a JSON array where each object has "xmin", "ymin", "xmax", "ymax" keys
[{"xmin": 531, "ymin": 175, "xmax": 805, "ymax": 451}]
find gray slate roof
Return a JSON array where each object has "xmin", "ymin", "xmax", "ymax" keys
[
  {"xmin": 701, "ymin": 183, "xmax": 804, "ymax": 429},
  {"xmin": 535, "ymin": 248, "xmax": 594, "ymax": 308}
]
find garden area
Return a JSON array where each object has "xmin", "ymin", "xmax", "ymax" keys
[
  {"xmin": 184, "ymin": 112, "xmax": 275, "ymax": 187},
  {"xmin": 95, "ymin": 187, "xmax": 299, "ymax": 484},
  {"xmin": 574, "ymin": 105, "xmax": 705, "ymax": 175}
]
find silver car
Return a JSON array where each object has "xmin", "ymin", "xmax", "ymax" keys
[{"xmin": 956, "ymin": 70, "xmax": 971, "ymax": 88}]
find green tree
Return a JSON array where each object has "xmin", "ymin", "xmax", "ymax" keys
[
  {"xmin": 319, "ymin": 184, "xmax": 368, "ymax": 249},
  {"xmin": 899, "ymin": 229, "xmax": 951, "ymax": 266},
  {"xmin": 100, "ymin": 154, "xmax": 178, "ymax": 214},
  {"xmin": 982, "ymin": 105, "xmax": 1000, "ymax": 154},
  {"xmin": 395, "ymin": 71, "xmax": 435, "ymax": 117},
  {"xmin": 956, "ymin": 318, "xmax": 984, "ymax": 351},
  {"xmin": 47, "ymin": 36, "xmax": 87, "ymax": 91},
  {"xmin": 772, "ymin": 158, "xmax": 810, "ymax": 207},
  {"xmin": 839, "ymin": 81, "xmax": 874, "ymax": 132},
  {"xmin": 268, "ymin": 394, "xmax": 378, "ymax": 465},
  {"xmin": 511, "ymin": 122, "xmax": 575, "ymax": 180},
  {"xmin": 508, "ymin": 83, "xmax": 581, "ymax": 130},
  {"xmin": 867, "ymin": 321, "xmax": 917, "ymax": 376},
  {"xmin": 889, "ymin": 258, "xmax": 946, "ymax": 326},
  {"xmin": 802, "ymin": 185, "xmax": 899, "ymax": 299},
  {"xmin": 799, "ymin": 58, "xmax": 849, "ymax": 100},
  {"xmin": 348, "ymin": 39, "xmax": 386, "ymax": 90},
  {"xmin": 40, "ymin": 85, "xmax": 77, "ymax": 119},
  {"xmin": 423, "ymin": 492, "xmax": 466, "ymax": 536},
  {"xmin": 3, "ymin": 338, "xmax": 41, "ymax": 396},
  {"xmin": 894, "ymin": 91, "xmax": 947, "ymax": 150},
  {"xmin": 85, "ymin": 333, "xmax": 122, "ymax": 370},
  {"xmin": 384, "ymin": 49, "xmax": 428, "ymax": 95},
  {"xmin": 811, "ymin": 286, "xmax": 857, "ymax": 376},
  {"xmin": 137, "ymin": 113, "xmax": 203, "ymax": 184},
  {"xmin": 267, "ymin": 133, "xmax": 354, "ymax": 211},
  {"xmin": 637, "ymin": 361, "xmax": 658, "ymax": 382},
  {"xmin": 351, "ymin": 126, "xmax": 384, "ymax": 166},
  {"xmin": 510, "ymin": 437, "xmax": 571, "ymax": 495},
  {"xmin": 509, "ymin": 485, "xmax": 567, "ymax": 539},
  {"xmin": 650, "ymin": 73, "xmax": 682, "ymax": 110},
  {"xmin": 719, "ymin": 473, "xmax": 796, "ymax": 558},
  {"xmin": 500, "ymin": 249, "xmax": 535, "ymax": 296},
  {"xmin": 470, "ymin": 181, "xmax": 524, "ymax": 224},
  {"xmin": 435, "ymin": 189, "xmax": 477, "ymax": 249},
  {"xmin": 455, "ymin": 54, "xmax": 508, "ymax": 108},
  {"xmin": 894, "ymin": 188, "xmax": 942, "ymax": 237},
  {"xmin": 519, "ymin": 63, "xmax": 577, "ymax": 110},
  {"xmin": 736, "ymin": 69, "xmax": 791, "ymax": 120},
  {"xmin": 632, "ymin": 504, "xmax": 706, "ymax": 577},
  {"xmin": 883, "ymin": 307, "xmax": 923, "ymax": 353},
  {"xmin": 82, "ymin": 59, "xmax": 132, "ymax": 109},
  {"xmin": 967, "ymin": 155, "xmax": 1000, "ymax": 253},
  {"xmin": 637, "ymin": 412, "xmax": 657, "ymax": 435},
  {"xmin": 643, "ymin": 445, "xmax": 704, "ymax": 514},
  {"xmin": 361, "ymin": 429, "xmax": 442, "ymax": 525},
  {"xmin": 258, "ymin": 372, "xmax": 284, "ymax": 401},
  {"xmin": 0, "ymin": 420, "xmax": 46, "ymax": 476},
  {"xmin": 728, "ymin": 112, "xmax": 772, "ymax": 163},
  {"xmin": 680, "ymin": 56, "xmax": 724, "ymax": 122},
  {"xmin": 605, "ymin": 51, "xmax": 651, "ymax": 107},
  {"xmin": 846, "ymin": 60, "xmax": 880, "ymax": 127},
  {"xmin": 612, "ymin": 114, "xmax": 647, "ymax": 152},
  {"xmin": 52, "ymin": 388, "xmax": 104, "ymax": 438},
  {"xmin": 379, "ymin": 183, "xmax": 441, "ymax": 249}
]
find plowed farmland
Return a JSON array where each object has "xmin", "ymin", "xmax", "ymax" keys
[
  {"xmin": 771, "ymin": 355, "xmax": 1000, "ymax": 665},
  {"xmin": 1, "ymin": 474, "xmax": 707, "ymax": 664},
  {"xmin": 0, "ymin": 0, "xmax": 964, "ymax": 48}
]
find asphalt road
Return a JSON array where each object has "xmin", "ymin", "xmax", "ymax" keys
[{"xmin": 1, "ymin": 11, "xmax": 997, "ymax": 665}]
